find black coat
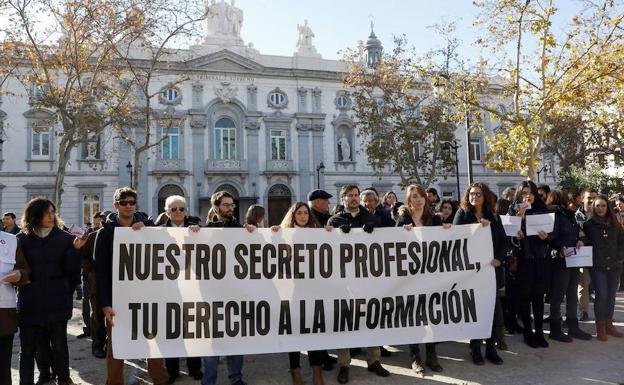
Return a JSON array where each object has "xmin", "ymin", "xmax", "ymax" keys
[
  {"xmin": 206, "ymin": 216, "xmax": 243, "ymax": 228},
  {"xmin": 311, "ymin": 208, "xmax": 332, "ymax": 227},
  {"xmin": 327, "ymin": 206, "xmax": 377, "ymax": 229},
  {"xmin": 162, "ymin": 216, "xmax": 201, "ymax": 228},
  {"xmin": 547, "ymin": 206, "xmax": 584, "ymax": 270},
  {"xmin": 373, "ymin": 204, "xmax": 395, "ymax": 227},
  {"xmin": 95, "ymin": 212, "xmax": 154, "ymax": 309},
  {"xmin": 395, "ymin": 210, "xmax": 442, "ymax": 227},
  {"xmin": 16, "ymin": 227, "xmax": 81, "ymax": 325},
  {"xmin": 453, "ymin": 208, "xmax": 507, "ymax": 288},
  {"xmin": 508, "ymin": 204, "xmax": 549, "ymax": 260},
  {"xmin": 583, "ymin": 217, "xmax": 624, "ymax": 271}
]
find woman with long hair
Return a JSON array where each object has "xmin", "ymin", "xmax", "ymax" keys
[
  {"xmin": 436, "ymin": 199, "xmax": 457, "ymax": 224},
  {"xmin": 396, "ymin": 184, "xmax": 446, "ymax": 375},
  {"xmin": 272, "ymin": 202, "xmax": 326, "ymax": 385},
  {"xmin": 583, "ymin": 195, "xmax": 624, "ymax": 341},
  {"xmin": 509, "ymin": 180, "xmax": 550, "ymax": 348},
  {"xmin": 245, "ymin": 204, "xmax": 267, "ymax": 227},
  {"xmin": 453, "ymin": 182, "xmax": 505, "ymax": 365},
  {"xmin": 17, "ymin": 198, "xmax": 87, "ymax": 385},
  {"xmin": 545, "ymin": 191, "xmax": 592, "ymax": 342}
]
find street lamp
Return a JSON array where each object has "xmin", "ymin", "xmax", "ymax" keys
[
  {"xmin": 432, "ymin": 74, "xmax": 474, "ymax": 186},
  {"xmin": 536, "ymin": 165, "xmax": 549, "ymax": 183},
  {"xmin": 316, "ymin": 162, "xmax": 325, "ymax": 189},
  {"xmin": 442, "ymin": 140, "xmax": 461, "ymax": 200},
  {"xmin": 126, "ymin": 161, "xmax": 134, "ymax": 189}
]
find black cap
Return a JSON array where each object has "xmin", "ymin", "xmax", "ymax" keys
[{"xmin": 308, "ymin": 189, "xmax": 333, "ymax": 201}]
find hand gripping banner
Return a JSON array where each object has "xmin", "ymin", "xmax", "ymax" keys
[{"xmin": 111, "ymin": 224, "xmax": 495, "ymax": 359}]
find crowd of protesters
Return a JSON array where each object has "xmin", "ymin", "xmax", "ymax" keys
[{"xmin": 1, "ymin": 179, "xmax": 623, "ymax": 385}]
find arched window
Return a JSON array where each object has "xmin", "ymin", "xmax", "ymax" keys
[
  {"xmin": 214, "ymin": 117, "xmax": 236, "ymax": 160},
  {"xmin": 267, "ymin": 184, "xmax": 292, "ymax": 226}
]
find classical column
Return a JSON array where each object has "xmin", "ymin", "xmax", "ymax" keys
[{"xmin": 190, "ymin": 116, "xmax": 206, "ymax": 214}]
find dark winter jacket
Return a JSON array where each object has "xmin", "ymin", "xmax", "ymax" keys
[
  {"xmin": 16, "ymin": 227, "xmax": 81, "ymax": 325},
  {"xmin": 373, "ymin": 204, "xmax": 395, "ymax": 227},
  {"xmin": 2, "ymin": 225, "xmax": 20, "ymax": 235},
  {"xmin": 547, "ymin": 205, "xmax": 585, "ymax": 270},
  {"xmin": 206, "ymin": 216, "xmax": 243, "ymax": 228},
  {"xmin": 453, "ymin": 208, "xmax": 507, "ymax": 288},
  {"xmin": 395, "ymin": 210, "xmax": 443, "ymax": 227},
  {"xmin": 162, "ymin": 216, "xmax": 201, "ymax": 228},
  {"xmin": 508, "ymin": 203, "xmax": 549, "ymax": 260},
  {"xmin": 95, "ymin": 212, "xmax": 154, "ymax": 309},
  {"xmin": 327, "ymin": 206, "xmax": 377, "ymax": 229},
  {"xmin": 311, "ymin": 208, "xmax": 332, "ymax": 227},
  {"xmin": 583, "ymin": 216, "xmax": 624, "ymax": 271}
]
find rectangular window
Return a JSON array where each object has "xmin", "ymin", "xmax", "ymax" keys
[
  {"xmin": 82, "ymin": 194, "xmax": 100, "ymax": 226},
  {"xmin": 161, "ymin": 127, "xmax": 180, "ymax": 160},
  {"xmin": 215, "ymin": 127, "xmax": 236, "ymax": 160},
  {"xmin": 32, "ymin": 126, "xmax": 50, "ymax": 158},
  {"xmin": 470, "ymin": 137, "xmax": 482, "ymax": 162},
  {"xmin": 270, "ymin": 129, "xmax": 287, "ymax": 160},
  {"xmin": 413, "ymin": 141, "xmax": 423, "ymax": 161}
]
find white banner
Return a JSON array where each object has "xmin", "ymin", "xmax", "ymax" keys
[{"xmin": 111, "ymin": 224, "xmax": 495, "ymax": 359}]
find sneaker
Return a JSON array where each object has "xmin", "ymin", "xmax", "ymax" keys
[
  {"xmin": 337, "ymin": 366, "xmax": 349, "ymax": 384},
  {"xmin": 367, "ymin": 361, "xmax": 390, "ymax": 377},
  {"xmin": 410, "ymin": 353, "xmax": 425, "ymax": 376}
]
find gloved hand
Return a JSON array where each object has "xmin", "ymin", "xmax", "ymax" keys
[
  {"xmin": 363, "ymin": 223, "xmax": 375, "ymax": 233},
  {"xmin": 339, "ymin": 224, "xmax": 351, "ymax": 234}
]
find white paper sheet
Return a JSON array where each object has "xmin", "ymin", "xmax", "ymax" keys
[
  {"xmin": 525, "ymin": 213, "xmax": 555, "ymax": 236},
  {"xmin": 500, "ymin": 215, "xmax": 522, "ymax": 237},
  {"xmin": 565, "ymin": 246, "xmax": 593, "ymax": 268}
]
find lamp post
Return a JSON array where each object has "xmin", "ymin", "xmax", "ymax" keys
[
  {"xmin": 536, "ymin": 165, "xmax": 549, "ymax": 183},
  {"xmin": 316, "ymin": 162, "xmax": 325, "ymax": 189},
  {"xmin": 126, "ymin": 161, "xmax": 133, "ymax": 189},
  {"xmin": 432, "ymin": 74, "xmax": 473, "ymax": 188},
  {"xmin": 442, "ymin": 140, "xmax": 461, "ymax": 200}
]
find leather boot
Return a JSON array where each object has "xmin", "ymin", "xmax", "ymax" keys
[
  {"xmin": 606, "ymin": 320, "xmax": 624, "ymax": 337},
  {"xmin": 485, "ymin": 343, "xmax": 503, "ymax": 365},
  {"xmin": 312, "ymin": 365, "xmax": 325, "ymax": 385},
  {"xmin": 290, "ymin": 368, "xmax": 305, "ymax": 385},
  {"xmin": 496, "ymin": 326, "xmax": 508, "ymax": 350},
  {"xmin": 470, "ymin": 341, "xmax": 484, "ymax": 365},
  {"xmin": 596, "ymin": 320, "xmax": 608, "ymax": 341},
  {"xmin": 425, "ymin": 350, "xmax": 443, "ymax": 372},
  {"xmin": 567, "ymin": 318, "xmax": 592, "ymax": 340},
  {"xmin": 549, "ymin": 318, "xmax": 572, "ymax": 342}
]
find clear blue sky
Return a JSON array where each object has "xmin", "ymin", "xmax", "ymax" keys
[{"xmin": 235, "ymin": 0, "xmax": 588, "ymax": 62}]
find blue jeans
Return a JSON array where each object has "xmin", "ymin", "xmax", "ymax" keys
[
  {"xmin": 201, "ymin": 355, "xmax": 243, "ymax": 385},
  {"xmin": 590, "ymin": 268, "xmax": 620, "ymax": 321}
]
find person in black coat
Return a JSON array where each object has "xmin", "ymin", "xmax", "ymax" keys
[
  {"xmin": 395, "ymin": 184, "xmax": 446, "ymax": 375},
  {"xmin": 308, "ymin": 189, "xmax": 333, "ymax": 227},
  {"xmin": 452, "ymin": 182, "xmax": 506, "ymax": 366},
  {"xmin": 508, "ymin": 180, "xmax": 550, "ymax": 349},
  {"xmin": 17, "ymin": 198, "xmax": 87, "ymax": 385},
  {"xmin": 436, "ymin": 199, "xmax": 457, "ymax": 225},
  {"xmin": 360, "ymin": 189, "xmax": 394, "ymax": 227},
  {"xmin": 328, "ymin": 185, "xmax": 386, "ymax": 384},
  {"xmin": 544, "ymin": 191, "xmax": 592, "ymax": 342},
  {"xmin": 160, "ymin": 195, "xmax": 203, "ymax": 383},
  {"xmin": 583, "ymin": 195, "xmax": 624, "ymax": 341},
  {"xmin": 94, "ymin": 187, "xmax": 168, "ymax": 385}
]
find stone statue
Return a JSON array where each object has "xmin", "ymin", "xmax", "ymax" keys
[
  {"xmin": 297, "ymin": 19, "xmax": 314, "ymax": 48},
  {"xmin": 206, "ymin": 0, "xmax": 243, "ymax": 37},
  {"xmin": 338, "ymin": 134, "xmax": 351, "ymax": 161}
]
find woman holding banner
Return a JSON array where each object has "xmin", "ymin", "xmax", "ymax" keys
[
  {"xmin": 544, "ymin": 191, "xmax": 592, "ymax": 342},
  {"xmin": 453, "ymin": 182, "xmax": 505, "ymax": 366},
  {"xmin": 271, "ymin": 201, "xmax": 328, "ymax": 385},
  {"xmin": 509, "ymin": 181, "xmax": 550, "ymax": 349},
  {"xmin": 583, "ymin": 195, "xmax": 624, "ymax": 341},
  {"xmin": 396, "ymin": 184, "xmax": 446, "ymax": 375}
]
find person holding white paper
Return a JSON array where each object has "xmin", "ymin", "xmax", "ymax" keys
[
  {"xmin": 583, "ymin": 195, "xmax": 624, "ymax": 341},
  {"xmin": 545, "ymin": 191, "xmax": 592, "ymax": 342},
  {"xmin": 509, "ymin": 181, "xmax": 550, "ymax": 349}
]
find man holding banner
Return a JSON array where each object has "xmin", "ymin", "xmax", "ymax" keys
[{"xmin": 95, "ymin": 187, "xmax": 168, "ymax": 385}]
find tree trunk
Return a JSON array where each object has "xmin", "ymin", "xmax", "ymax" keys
[{"xmin": 53, "ymin": 135, "xmax": 75, "ymax": 213}]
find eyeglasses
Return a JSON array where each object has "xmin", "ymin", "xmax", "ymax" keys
[
  {"xmin": 469, "ymin": 192, "xmax": 483, "ymax": 197},
  {"xmin": 220, "ymin": 203, "xmax": 236, "ymax": 209},
  {"xmin": 169, "ymin": 207, "xmax": 186, "ymax": 212},
  {"xmin": 117, "ymin": 200, "xmax": 137, "ymax": 207}
]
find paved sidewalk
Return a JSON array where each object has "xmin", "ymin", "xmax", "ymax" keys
[{"xmin": 11, "ymin": 294, "xmax": 624, "ymax": 385}]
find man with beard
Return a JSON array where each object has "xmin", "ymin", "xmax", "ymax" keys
[{"xmin": 202, "ymin": 190, "xmax": 252, "ymax": 385}]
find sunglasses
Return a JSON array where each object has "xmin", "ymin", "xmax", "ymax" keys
[
  {"xmin": 170, "ymin": 207, "xmax": 186, "ymax": 212},
  {"xmin": 117, "ymin": 200, "xmax": 137, "ymax": 207}
]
